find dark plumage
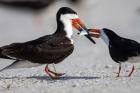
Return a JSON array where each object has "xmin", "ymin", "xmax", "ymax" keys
[
  {"xmin": 102, "ymin": 28, "xmax": 140, "ymax": 63},
  {"xmin": 103, "ymin": 28, "xmax": 140, "ymax": 77},
  {"xmin": 89, "ymin": 28, "xmax": 140, "ymax": 77},
  {"xmin": 0, "ymin": 7, "xmax": 93, "ymax": 79},
  {"xmin": 0, "ymin": 35, "xmax": 74, "ymax": 64}
]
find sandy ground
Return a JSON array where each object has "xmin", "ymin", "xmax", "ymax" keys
[{"xmin": 0, "ymin": 0, "xmax": 140, "ymax": 93}]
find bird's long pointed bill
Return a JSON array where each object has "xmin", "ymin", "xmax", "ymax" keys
[{"xmin": 72, "ymin": 18, "xmax": 96, "ymax": 44}]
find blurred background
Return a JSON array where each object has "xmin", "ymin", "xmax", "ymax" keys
[{"xmin": 0, "ymin": 0, "xmax": 140, "ymax": 93}]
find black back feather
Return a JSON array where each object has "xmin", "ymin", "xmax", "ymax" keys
[{"xmin": 103, "ymin": 28, "xmax": 140, "ymax": 63}]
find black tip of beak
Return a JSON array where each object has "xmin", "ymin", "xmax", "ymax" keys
[
  {"xmin": 83, "ymin": 28, "xmax": 96, "ymax": 44},
  {"xmin": 85, "ymin": 35, "xmax": 96, "ymax": 44}
]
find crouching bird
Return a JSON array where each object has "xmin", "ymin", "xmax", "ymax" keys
[
  {"xmin": 0, "ymin": 7, "xmax": 96, "ymax": 79},
  {"xmin": 89, "ymin": 28, "xmax": 140, "ymax": 77}
]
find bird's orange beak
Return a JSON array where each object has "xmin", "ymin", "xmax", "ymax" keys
[
  {"xmin": 88, "ymin": 29, "xmax": 101, "ymax": 38},
  {"xmin": 72, "ymin": 18, "xmax": 96, "ymax": 44},
  {"xmin": 72, "ymin": 18, "xmax": 88, "ymax": 35}
]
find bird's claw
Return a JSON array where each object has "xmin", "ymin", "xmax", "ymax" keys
[
  {"xmin": 48, "ymin": 69, "xmax": 65, "ymax": 76},
  {"xmin": 45, "ymin": 66, "xmax": 65, "ymax": 79},
  {"xmin": 49, "ymin": 75, "xmax": 61, "ymax": 80}
]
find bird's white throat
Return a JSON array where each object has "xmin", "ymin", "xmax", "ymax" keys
[
  {"xmin": 60, "ymin": 17, "xmax": 73, "ymax": 43},
  {"xmin": 101, "ymin": 30, "xmax": 109, "ymax": 45},
  {"xmin": 60, "ymin": 14, "xmax": 78, "ymax": 44},
  {"xmin": 60, "ymin": 15, "xmax": 73, "ymax": 39}
]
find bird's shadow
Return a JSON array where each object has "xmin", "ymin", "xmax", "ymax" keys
[
  {"xmin": 0, "ymin": 75, "xmax": 101, "ymax": 81},
  {"xmin": 29, "ymin": 75, "xmax": 101, "ymax": 80}
]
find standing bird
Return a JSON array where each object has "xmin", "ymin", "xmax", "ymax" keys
[
  {"xmin": 0, "ymin": 7, "xmax": 95, "ymax": 79},
  {"xmin": 89, "ymin": 28, "xmax": 140, "ymax": 77}
]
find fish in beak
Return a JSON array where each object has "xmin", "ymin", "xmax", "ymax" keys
[
  {"xmin": 88, "ymin": 29, "xmax": 101, "ymax": 38},
  {"xmin": 72, "ymin": 18, "xmax": 96, "ymax": 44}
]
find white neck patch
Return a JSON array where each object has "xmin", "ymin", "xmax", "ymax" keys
[
  {"xmin": 60, "ymin": 14, "xmax": 79, "ymax": 39},
  {"xmin": 60, "ymin": 14, "xmax": 79, "ymax": 44},
  {"xmin": 61, "ymin": 16, "xmax": 72, "ymax": 38},
  {"xmin": 101, "ymin": 29, "xmax": 109, "ymax": 45}
]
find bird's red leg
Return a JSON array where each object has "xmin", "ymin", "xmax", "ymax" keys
[
  {"xmin": 117, "ymin": 63, "xmax": 121, "ymax": 77},
  {"xmin": 48, "ymin": 64, "xmax": 65, "ymax": 76},
  {"xmin": 44, "ymin": 65, "xmax": 60, "ymax": 79},
  {"xmin": 128, "ymin": 65, "xmax": 135, "ymax": 77},
  {"xmin": 48, "ymin": 69, "xmax": 65, "ymax": 76}
]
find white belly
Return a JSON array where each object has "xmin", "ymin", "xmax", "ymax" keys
[
  {"xmin": 11, "ymin": 60, "xmax": 42, "ymax": 68},
  {"xmin": 127, "ymin": 56, "xmax": 140, "ymax": 63},
  {"xmin": 0, "ymin": 60, "xmax": 42, "ymax": 72}
]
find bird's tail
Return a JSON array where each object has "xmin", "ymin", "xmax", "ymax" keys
[
  {"xmin": 0, "ymin": 47, "xmax": 14, "ymax": 60},
  {"xmin": 0, "ymin": 46, "xmax": 25, "ymax": 72}
]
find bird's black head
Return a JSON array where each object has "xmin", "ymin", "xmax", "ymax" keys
[
  {"xmin": 88, "ymin": 28, "xmax": 121, "ymax": 45},
  {"xmin": 55, "ymin": 7, "xmax": 91, "ymax": 38},
  {"xmin": 55, "ymin": 7, "xmax": 96, "ymax": 43},
  {"xmin": 102, "ymin": 28, "xmax": 120, "ymax": 40},
  {"xmin": 57, "ymin": 7, "xmax": 77, "ymax": 15},
  {"xmin": 56, "ymin": 7, "xmax": 77, "ymax": 21}
]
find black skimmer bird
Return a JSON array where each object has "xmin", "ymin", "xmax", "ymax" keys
[
  {"xmin": 89, "ymin": 28, "xmax": 140, "ymax": 77},
  {"xmin": 0, "ymin": 7, "xmax": 95, "ymax": 79}
]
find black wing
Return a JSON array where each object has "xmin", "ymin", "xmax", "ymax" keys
[
  {"xmin": 121, "ymin": 38, "xmax": 140, "ymax": 57},
  {"xmin": 109, "ymin": 37, "xmax": 140, "ymax": 62},
  {"xmin": 0, "ymin": 36, "xmax": 74, "ymax": 64}
]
